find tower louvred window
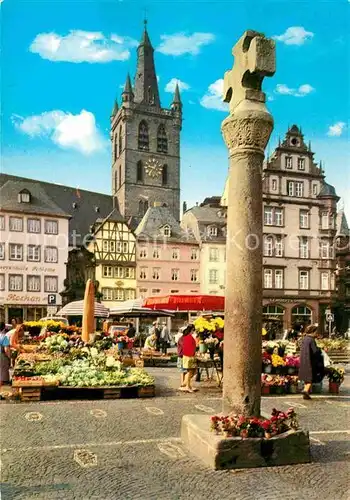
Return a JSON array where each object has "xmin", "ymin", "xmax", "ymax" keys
[
  {"xmin": 157, "ymin": 125, "xmax": 168, "ymax": 153},
  {"xmin": 138, "ymin": 121, "xmax": 149, "ymax": 150}
]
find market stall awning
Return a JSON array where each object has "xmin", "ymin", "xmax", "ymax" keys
[
  {"xmin": 143, "ymin": 294, "xmax": 225, "ymax": 312},
  {"xmin": 56, "ymin": 300, "xmax": 109, "ymax": 318},
  {"xmin": 108, "ymin": 298, "xmax": 174, "ymax": 317}
]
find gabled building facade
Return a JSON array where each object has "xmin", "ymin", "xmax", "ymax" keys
[
  {"xmin": 334, "ymin": 210, "xmax": 350, "ymax": 333},
  {"xmin": 135, "ymin": 204, "xmax": 200, "ymax": 297},
  {"xmin": 111, "ymin": 24, "xmax": 182, "ymax": 225},
  {"xmin": 181, "ymin": 200, "xmax": 227, "ymax": 295},
  {"xmin": 87, "ymin": 210, "xmax": 136, "ymax": 307}
]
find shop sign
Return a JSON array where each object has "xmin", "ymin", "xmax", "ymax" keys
[
  {"xmin": 267, "ymin": 298, "xmax": 296, "ymax": 304},
  {"xmin": 5, "ymin": 293, "xmax": 42, "ymax": 304}
]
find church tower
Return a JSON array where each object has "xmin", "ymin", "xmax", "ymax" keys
[{"xmin": 111, "ymin": 22, "xmax": 182, "ymax": 223}]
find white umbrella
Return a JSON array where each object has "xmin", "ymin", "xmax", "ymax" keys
[
  {"xmin": 57, "ymin": 300, "xmax": 109, "ymax": 318},
  {"xmin": 108, "ymin": 298, "xmax": 174, "ymax": 317}
]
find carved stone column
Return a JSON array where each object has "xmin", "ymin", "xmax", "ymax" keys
[{"xmin": 221, "ymin": 31, "xmax": 275, "ymax": 416}]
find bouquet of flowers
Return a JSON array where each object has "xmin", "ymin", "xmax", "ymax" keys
[
  {"xmin": 271, "ymin": 354, "xmax": 285, "ymax": 368},
  {"xmin": 204, "ymin": 337, "xmax": 219, "ymax": 347},
  {"xmin": 285, "ymin": 355, "xmax": 300, "ymax": 367},
  {"xmin": 262, "ymin": 352, "xmax": 272, "ymax": 365}
]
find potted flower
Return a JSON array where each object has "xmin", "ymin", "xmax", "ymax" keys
[
  {"xmin": 326, "ymin": 366, "xmax": 345, "ymax": 394},
  {"xmin": 271, "ymin": 353, "xmax": 285, "ymax": 374},
  {"xmin": 204, "ymin": 336, "xmax": 219, "ymax": 359},
  {"xmin": 285, "ymin": 355, "xmax": 300, "ymax": 375},
  {"xmin": 262, "ymin": 352, "xmax": 272, "ymax": 373},
  {"xmin": 261, "ymin": 374, "xmax": 273, "ymax": 395},
  {"xmin": 286, "ymin": 375, "xmax": 298, "ymax": 394},
  {"xmin": 271, "ymin": 375, "xmax": 287, "ymax": 395}
]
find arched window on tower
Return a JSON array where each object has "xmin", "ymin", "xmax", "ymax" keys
[
  {"xmin": 137, "ymin": 160, "xmax": 143, "ymax": 182},
  {"xmin": 162, "ymin": 164, "xmax": 168, "ymax": 186},
  {"xmin": 157, "ymin": 125, "xmax": 168, "ymax": 153},
  {"xmin": 118, "ymin": 165, "xmax": 122, "ymax": 189},
  {"xmin": 119, "ymin": 126, "xmax": 122, "ymax": 156},
  {"xmin": 114, "ymin": 134, "xmax": 118, "ymax": 160},
  {"xmin": 138, "ymin": 121, "xmax": 149, "ymax": 150},
  {"xmin": 114, "ymin": 171, "xmax": 118, "ymax": 192}
]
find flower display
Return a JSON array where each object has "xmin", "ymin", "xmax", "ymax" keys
[
  {"xmin": 317, "ymin": 339, "xmax": 349, "ymax": 352},
  {"xmin": 271, "ymin": 354, "xmax": 285, "ymax": 367},
  {"xmin": 262, "ymin": 352, "xmax": 272, "ymax": 365},
  {"xmin": 326, "ymin": 366, "xmax": 345, "ymax": 384},
  {"xmin": 210, "ymin": 408, "xmax": 298, "ymax": 438},
  {"xmin": 285, "ymin": 355, "xmax": 300, "ymax": 367}
]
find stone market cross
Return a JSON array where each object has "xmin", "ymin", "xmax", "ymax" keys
[{"xmin": 223, "ymin": 30, "xmax": 275, "ymax": 113}]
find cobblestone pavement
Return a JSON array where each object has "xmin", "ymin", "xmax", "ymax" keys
[{"xmin": 1, "ymin": 368, "xmax": 349, "ymax": 500}]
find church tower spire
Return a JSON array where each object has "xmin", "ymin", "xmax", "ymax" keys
[{"xmin": 134, "ymin": 20, "xmax": 161, "ymax": 107}]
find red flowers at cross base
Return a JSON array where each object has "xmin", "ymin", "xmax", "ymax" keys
[{"xmin": 210, "ymin": 408, "xmax": 298, "ymax": 439}]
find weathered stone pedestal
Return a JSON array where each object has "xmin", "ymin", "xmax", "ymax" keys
[{"xmin": 181, "ymin": 415, "xmax": 311, "ymax": 470}]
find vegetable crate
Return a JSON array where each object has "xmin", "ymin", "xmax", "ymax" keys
[{"xmin": 16, "ymin": 384, "xmax": 155, "ymax": 402}]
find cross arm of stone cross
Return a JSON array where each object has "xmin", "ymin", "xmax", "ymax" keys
[{"xmin": 223, "ymin": 30, "xmax": 276, "ymax": 113}]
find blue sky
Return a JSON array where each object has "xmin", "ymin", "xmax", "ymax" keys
[{"xmin": 1, "ymin": 0, "xmax": 349, "ymax": 218}]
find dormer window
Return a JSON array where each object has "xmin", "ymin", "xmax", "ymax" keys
[
  {"xmin": 290, "ymin": 137, "xmax": 299, "ymax": 147},
  {"xmin": 297, "ymin": 157, "xmax": 305, "ymax": 171},
  {"xmin": 285, "ymin": 157, "xmax": 292, "ymax": 169},
  {"xmin": 163, "ymin": 225, "xmax": 171, "ymax": 237},
  {"xmin": 207, "ymin": 226, "xmax": 218, "ymax": 237},
  {"xmin": 18, "ymin": 189, "xmax": 31, "ymax": 203}
]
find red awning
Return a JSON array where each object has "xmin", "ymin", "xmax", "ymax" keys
[{"xmin": 143, "ymin": 294, "xmax": 225, "ymax": 312}]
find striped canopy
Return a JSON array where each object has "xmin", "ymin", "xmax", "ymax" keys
[
  {"xmin": 57, "ymin": 300, "xmax": 109, "ymax": 318},
  {"xmin": 108, "ymin": 298, "xmax": 174, "ymax": 318}
]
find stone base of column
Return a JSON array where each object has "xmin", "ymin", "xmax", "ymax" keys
[{"xmin": 181, "ymin": 414, "xmax": 311, "ymax": 470}]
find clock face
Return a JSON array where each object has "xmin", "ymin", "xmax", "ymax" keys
[{"xmin": 145, "ymin": 158, "xmax": 163, "ymax": 178}]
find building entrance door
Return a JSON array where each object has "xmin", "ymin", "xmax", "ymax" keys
[{"xmin": 8, "ymin": 307, "xmax": 24, "ymax": 324}]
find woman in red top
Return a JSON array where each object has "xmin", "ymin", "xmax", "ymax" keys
[{"xmin": 181, "ymin": 325, "xmax": 198, "ymax": 393}]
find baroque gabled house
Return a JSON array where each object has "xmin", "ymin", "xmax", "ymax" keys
[
  {"xmin": 334, "ymin": 210, "xmax": 350, "ymax": 333},
  {"xmin": 111, "ymin": 23, "xmax": 182, "ymax": 225}
]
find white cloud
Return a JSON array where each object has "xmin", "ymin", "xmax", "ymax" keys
[
  {"xmin": 273, "ymin": 26, "xmax": 314, "ymax": 46},
  {"xmin": 30, "ymin": 30, "xmax": 138, "ymax": 63},
  {"xmin": 165, "ymin": 78, "xmax": 190, "ymax": 93},
  {"xmin": 275, "ymin": 83, "xmax": 315, "ymax": 97},
  {"xmin": 12, "ymin": 110, "xmax": 106, "ymax": 154},
  {"xmin": 200, "ymin": 79, "xmax": 229, "ymax": 112},
  {"xmin": 327, "ymin": 122, "xmax": 346, "ymax": 137},
  {"xmin": 157, "ymin": 32, "xmax": 215, "ymax": 56}
]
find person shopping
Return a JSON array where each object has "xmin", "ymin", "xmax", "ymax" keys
[
  {"xmin": 299, "ymin": 324, "xmax": 324, "ymax": 400},
  {"xmin": 0, "ymin": 323, "xmax": 11, "ymax": 388},
  {"xmin": 181, "ymin": 325, "xmax": 198, "ymax": 393}
]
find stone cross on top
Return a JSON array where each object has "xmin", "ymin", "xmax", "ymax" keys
[{"xmin": 223, "ymin": 30, "xmax": 275, "ymax": 113}]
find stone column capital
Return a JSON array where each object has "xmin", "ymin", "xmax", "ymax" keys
[{"xmin": 221, "ymin": 102, "xmax": 273, "ymax": 157}]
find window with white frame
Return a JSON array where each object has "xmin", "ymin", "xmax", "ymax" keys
[
  {"xmin": 44, "ymin": 276, "xmax": 58, "ymax": 292},
  {"xmin": 0, "ymin": 216, "xmax": 5, "ymax": 230},
  {"xmin": 299, "ymin": 237, "xmax": 309, "ymax": 259},
  {"xmin": 299, "ymin": 209, "xmax": 309, "ymax": 229},
  {"xmin": 320, "ymin": 240, "xmax": 330, "ymax": 259},
  {"xmin": 321, "ymin": 211, "xmax": 329, "ymax": 229},
  {"xmin": 44, "ymin": 220, "xmax": 58, "ymax": 234},
  {"xmin": 27, "ymin": 275, "xmax": 40, "ymax": 292},
  {"xmin": 313, "ymin": 184, "xmax": 318, "ymax": 195},
  {"xmin": 274, "ymin": 269, "xmax": 284, "ymax": 289},
  {"xmin": 275, "ymin": 237, "xmax": 284, "ymax": 257},
  {"xmin": 191, "ymin": 248, "xmax": 198, "ymax": 260},
  {"xmin": 0, "ymin": 243, "xmax": 5, "ymax": 260},
  {"xmin": 190, "ymin": 269, "xmax": 198, "ymax": 282},
  {"xmin": 171, "ymin": 268, "xmax": 179, "ymax": 281},
  {"xmin": 124, "ymin": 289, "xmax": 136, "ymax": 300},
  {"xmin": 103, "ymin": 266, "xmax": 113, "ymax": 277},
  {"xmin": 110, "ymin": 241, "xmax": 116, "ymax": 253},
  {"xmin": 103, "ymin": 240, "xmax": 109, "ymax": 252},
  {"xmin": 271, "ymin": 179, "xmax": 277, "ymax": 191},
  {"xmin": 139, "ymin": 288, "xmax": 148, "ymax": 298},
  {"xmin": 9, "ymin": 274, "xmax": 23, "ymax": 291},
  {"xmin": 27, "ymin": 218, "xmax": 41, "ymax": 233},
  {"xmin": 163, "ymin": 225, "xmax": 171, "ymax": 237},
  {"xmin": 139, "ymin": 247, "xmax": 147, "ymax": 258},
  {"xmin": 264, "ymin": 269, "xmax": 273, "ymax": 288},
  {"xmin": 274, "ymin": 208, "xmax": 284, "ymax": 226},
  {"xmin": 115, "ymin": 288, "xmax": 124, "ymax": 301},
  {"xmin": 122, "ymin": 241, "xmax": 128, "ymax": 253},
  {"xmin": 140, "ymin": 267, "xmax": 147, "ymax": 280},
  {"xmin": 152, "ymin": 268, "xmax": 160, "ymax": 280},
  {"xmin": 297, "ymin": 157, "xmax": 305, "ymax": 170},
  {"xmin": 114, "ymin": 267, "xmax": 123, "ymax": 278},
  {"xmin": 295, "ymin": 182, "xmax": 304, "ymax": 197},
  {"xmin": 27, "ymin": 245, "xmax": 40, "ymax": 262},
  {"xmin": 9, "ymin": 244, "xmax": 23, "ymax": 261},
  {"xmin": 207, "ymin": 226, "xmax": 218, "ymax": 237},
  {"xmin": 299, "ymin": 270, "xmax": 309, "ymax": 290},
  {"xmin": 9, "ymin": 217, "xmax": 23, "ymax": 232},
  {"xmin": 264, "ymin": 207, "xmax": 273, "ymax": 226},
  {"xmin": 171, "ymin": 248, "xmax": 180, "ymax": 260},
  {"xmin": 124, "ymin": 267, "xmax": 134, "ymax": 279},
  {"xmin": 209, "ymin": 247, "xmax": 219, "ymax": 262},
  {"xmin": 170, "ymin": 289, "xmax": 179, "ymax": 294},
  {"xmin": 209, "ymin": 269, "xmax": 218, "ymax": 284},
  {"xmin": 285, "ymin": 156, "xmax": 293, "ymax": 169},
  {"xmin": 44, "ymin": 246, "xmax": 58, "ymax": 263},
  {"xmin": 321, "ymin": 272, "xmax": 329, "ymax": 290},
  {"xmin": 153, "ymin": 247, "xmax": 160, "ymax": 259},
  {"xmin": 151, "ymin": 288, "xmax": 161, "ymax": 294},
  {"xmin": 0, "ymin": 274, "xmax": 4, "ymax": 291},
  {"xmin": 102, "ymin": 288, "xmax": 114, "ymax": 301},
  {"xmin": 263, "ymin": 236, "xmax": 273, "ymax": 257}
]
